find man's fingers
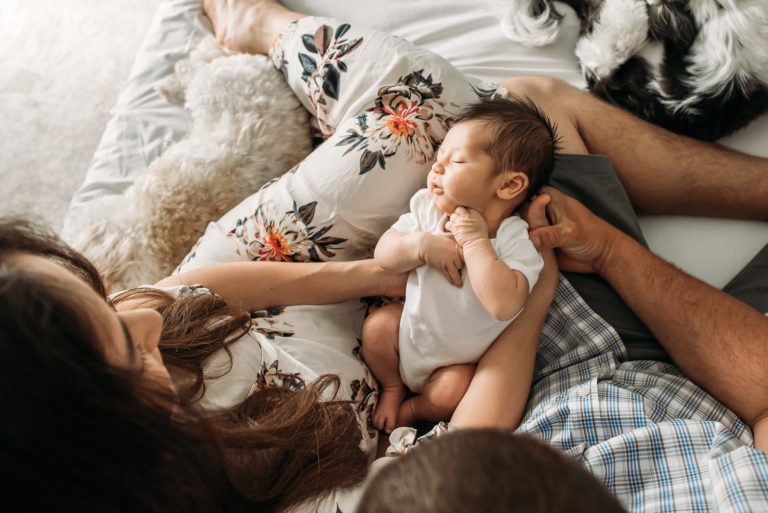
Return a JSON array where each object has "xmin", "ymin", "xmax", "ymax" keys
[
  {"xmin": 525, "ymin": 194, "xmax": 551, "ymax": 229},
  {"xmin": 529, "ymin": 226, "xmax": 565, "ymax": 250}
]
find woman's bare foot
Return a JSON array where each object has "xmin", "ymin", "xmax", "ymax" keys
[
  {"xmin": 373, "ymin": 385, "xmax": 405, "ymax": 433},
  {"xmin": 202, "ymin": 0, "xmax": 303, "ymax": 54}
]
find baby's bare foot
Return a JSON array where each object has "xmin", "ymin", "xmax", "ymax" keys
[
  {"xmin": 397, "ymin": 397, "xmax": 418, "ymax": 428},
  {"xmin": 373, "ymin": 386, "xmax": 405, "ymax": 434},
  {"xmin": 203, "ymin": 0, "xmax": 299, "ymax": 54}
]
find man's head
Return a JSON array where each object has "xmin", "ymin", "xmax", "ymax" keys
[
  {"xmin": 428, "ymin": 96, "xmax": 560, "ymax": 215},
  {"xmin": 359, "ymin": 429, "xmax": 627, "ymax": 513}
]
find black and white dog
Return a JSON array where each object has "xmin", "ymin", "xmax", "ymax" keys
[{"xmin": 493, "ymin": 0, "xmax": 768, "ymax": 140}]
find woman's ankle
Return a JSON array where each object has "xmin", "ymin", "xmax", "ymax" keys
[{"xmin": 203, "ymin": 0, "xmax": 304, "ymax": 55}]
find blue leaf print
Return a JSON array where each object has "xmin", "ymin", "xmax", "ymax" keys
[
  {"xmin": 298, "ymin": 53, "xmax": 317, "ymax": 80},
  {"xmin": 334, "ymin": 23, "xmax": 351, "ymax": 40},
  {"xmin": 301, "ymin": 34, "xmax": 318, "ymax": 54},
  {"xmin": 322, "ymin": 64, "xmax": 341, "ymax": 100}
]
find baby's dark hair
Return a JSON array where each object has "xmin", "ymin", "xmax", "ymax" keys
[{"xmin": 457, "ymin": 96, "xmax": 561, "ymax": 199}]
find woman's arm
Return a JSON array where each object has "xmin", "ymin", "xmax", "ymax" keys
[
  {"xmin": 154, "ymin": 259, "xmax": 406, "ymax": 313},
  {"xmin": 451, "ymin": 196, "xmax": 557, "ymax": 429},
  {"xmin": 375, "ymin": 228, "xmax": 465, "ymax": 287},
  {"xmin": 374, "ymin": 229, "xmax": 427, "ymax": 272}
]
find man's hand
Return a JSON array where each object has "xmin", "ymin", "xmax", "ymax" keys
[
  {"xmin": 445, "ymin": 206, "xmax": 489, "ymax": 248},
  {"xmin": 528, "ymin": 187, "xmax": 623, "ymax": 274},
  {"xmin": 418, "ymin": 233, "xmax": 465, "ymax": 287},
  {"xmin": 522, "ymin": 193, "xmax": 560, "ymax": 291}
]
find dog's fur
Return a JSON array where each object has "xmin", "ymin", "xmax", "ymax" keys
[
  {"xmin": 62, "ymin": 37, "xmax": 313, "ymax": 291},
  {"xmin": 494, "ymin": 0, "xmax": 768, "ymax": 140}
]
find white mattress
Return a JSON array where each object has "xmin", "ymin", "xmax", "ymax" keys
[{"xmin": 63, "ymin": 0, "xmax": 768, "ymax": 289}]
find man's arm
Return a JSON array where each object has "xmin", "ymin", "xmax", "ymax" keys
[
  {"xmin": 452, "ymin": 195, "xmax": 558, "ymax": 429},
  {"xmin": 530, "ymin": 187, "xmax": 768, "ymax": 449}
]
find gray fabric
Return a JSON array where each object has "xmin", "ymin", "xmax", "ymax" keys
[
  {"xmin": 549, "ymin": 154, "xmax": 669, "ymax": 362},
  {"xmin": 723, "ymin": 243, "xmax": 768, "ymax": 315},
  {"xmin": 550, "ymin": 154, "xmax": 768, "ymax": 360}
]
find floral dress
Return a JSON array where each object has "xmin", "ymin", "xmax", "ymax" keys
[
  {"xmin": 177, "ymin": 16, "xmax": 499, "ymax": 273},
  {"xmin": 172, "ymin": 15, "xmax": 500, "ymax": 513},
  {"xmin": 161, "ymin": 284, "xmax": 379, "ymax": 456}
]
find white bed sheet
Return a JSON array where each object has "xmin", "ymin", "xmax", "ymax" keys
[{"xmin": 63, "ymin": 0, "xmax": 768, "ymax": 289}]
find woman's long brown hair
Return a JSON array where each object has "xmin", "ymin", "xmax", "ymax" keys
[{"xmin": 0, "ymin": 219, "xmax": 368, "ymax": 513}]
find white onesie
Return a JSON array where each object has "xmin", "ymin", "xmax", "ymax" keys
[{"xmin": 392, "ymin": 188, "xmax": 544, "ymax": 392}]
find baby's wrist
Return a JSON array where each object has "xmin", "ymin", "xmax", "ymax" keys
[
  {"xmin": 415, "ymin": 232, "xmax": 431, "ymax": 263},
  {"xmin": 462, "ymin": 236, "xmax": 490, "ymax": 252}
]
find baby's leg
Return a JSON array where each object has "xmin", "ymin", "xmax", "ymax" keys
[
  {"xmin": 398, "ymin": 364, "xmax": 475, "ymax": 427},
  {"xmin": 361, "ymin": 303, "xmax": 406, "ymax": 433}
]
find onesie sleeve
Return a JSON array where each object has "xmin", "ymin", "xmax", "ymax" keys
[
  {"xmin": 495, "ymin": 216, "xmax": 544, "ymax": 292},
  {"xmin": 391, "ymin": 188, "xmax": 432, "ymax": 233}
]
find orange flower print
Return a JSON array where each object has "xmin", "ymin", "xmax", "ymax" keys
[
  {"xmin": 229, "ymin": 201, "xmax": 347, "ymax": 263},
  {"xmin": 384, "ymin": 100, "xmax": 419, "ymax": 139},
  {"xmin": 337, "ymin": 70, "xmax": 460, "ymax": 174},
  {"xmin": 260, "ymin": 228, "xmax": 291, "ymax": 261}
]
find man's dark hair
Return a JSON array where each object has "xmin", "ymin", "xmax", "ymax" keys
[
  {"xmin": 359, "ymin": 429, "xmax": 628, "ymax": 513},
  {"xmin": 457, "ymin": 96, "xmax": 561, "ymax": 199}
]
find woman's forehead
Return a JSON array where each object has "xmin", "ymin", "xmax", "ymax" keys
[
  {"xmin": 9, "ymin": 253, "xmax": 127, "ymax": 358},
  {"xmin": 8, "ymin": 253, "xmax": 90, "ymax": 289}
]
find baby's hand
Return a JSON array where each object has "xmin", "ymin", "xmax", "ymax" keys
[
  {"xmin": 419, "ymin": 233, "xmax": 464, "ymax": 287},
  {"xmin": 445, "ymin": 207, "xmax": 488, "ymax": 248}
]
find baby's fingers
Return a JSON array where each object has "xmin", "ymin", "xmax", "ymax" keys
[{"xmin": 444, "ymin": 263, "xmax": 463, "ymax": 287}]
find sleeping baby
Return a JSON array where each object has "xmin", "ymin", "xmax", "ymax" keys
[{"xmin": 361, "ymin": 97, "xmax": 559, "ymax": 432}]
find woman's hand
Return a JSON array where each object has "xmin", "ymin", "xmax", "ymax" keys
[
  {"xmin": 156, "ymin": 259, "xmax": 407, "ymax": 313},
  {"xmin": 373, "ymin": 262, "xmax": 408, "ymax": 298},
  {"xmin": 418, "ymin": 233, "xmax": 465, "ymax": 287}
]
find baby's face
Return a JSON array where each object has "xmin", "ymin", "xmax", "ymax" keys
[{"xmin": 428, "ymin": 120, "xmax": 498, "ymax": 215}]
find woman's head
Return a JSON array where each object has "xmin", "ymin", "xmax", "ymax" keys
[
  {"xmin": 0, "ymin": 219, "xmax": 368, "ymax": 512},
  {"xmin": 0, "ymin": 220, "xmax": 235, "ymax": 512},
  {"xmin": 0, "ymin": 220, "xmax": 172, "ymax": 387}
]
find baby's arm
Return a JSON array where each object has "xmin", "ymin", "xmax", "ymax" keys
[
  {"xmin": 463, "ymin": 241, "xmax": 529, "ymax": 321},
  {"xmin": 375, "ymin": 229, "xmax": 465, "ymax": 287},
  {"xmin": 446, "ymin": 207, "xmax": 531, "ymax": 321}
]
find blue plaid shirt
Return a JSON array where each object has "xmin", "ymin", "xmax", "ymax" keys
[
  {"xmin": 515, "ymin": 277, "xmax": 768, "ymax": 512},
  {"xmin": 316, "ymin": 276, "xmax": 768, "ymax": 513}
]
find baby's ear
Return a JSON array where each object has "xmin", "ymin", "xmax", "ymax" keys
[{"xmin": 497, "ymin": 171, "xmax": 528, "ymax": 200}]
